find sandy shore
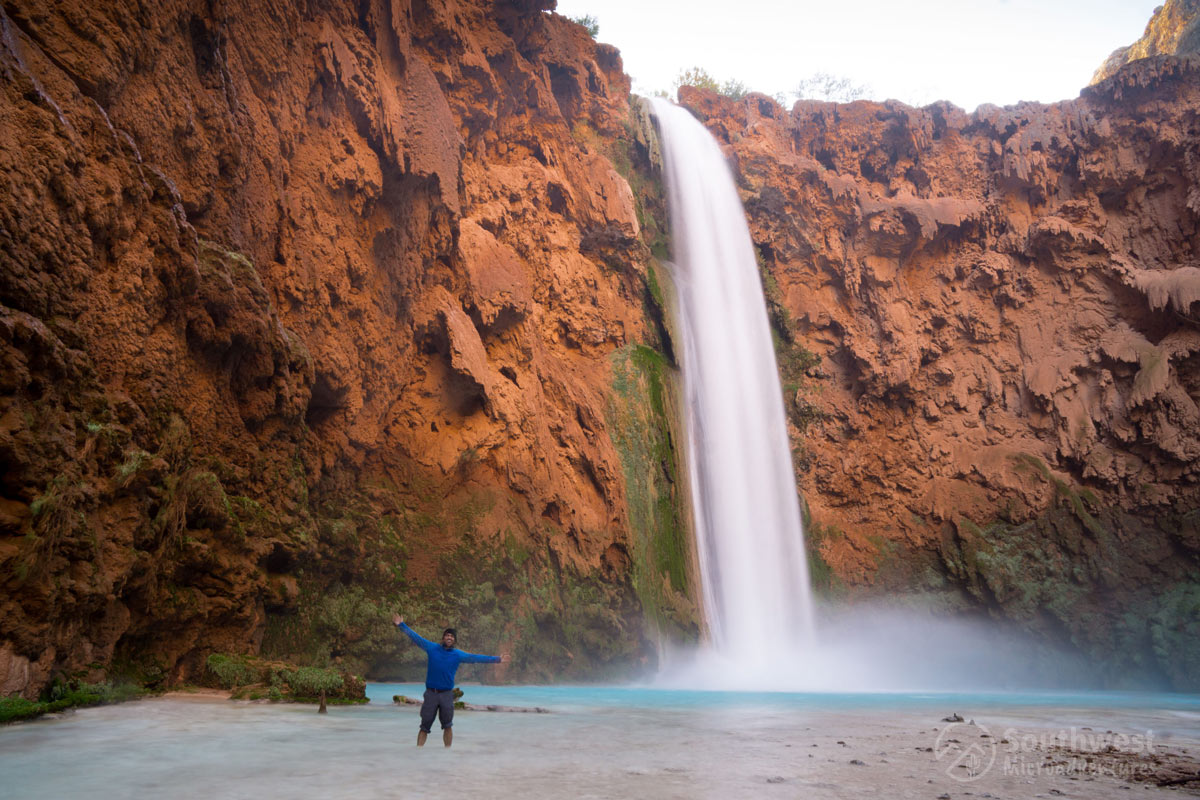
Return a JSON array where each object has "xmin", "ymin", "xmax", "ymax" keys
[
  {"xmin": 727, "ymin": 708, "xmax": 1200, "ymax": 798},
  {"xmin": 145, "ymin": 692, "xmax": 1200, "ymax": 795},
  {"xmin": 5, "ymin": 692, "xmax": 1198, "ymax": 798}
]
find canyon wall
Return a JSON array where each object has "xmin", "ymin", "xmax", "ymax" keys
[
  {"xmin": 2, "ymin": 0, "xmax": 1198, "ymax": 697},
  {"xmin": 0, "ymin": 0, "xmax": 691, "ymax": 697},
  {"xmin": 681, "ymin": 55, "xmax": 1200, "ymax": 689}
]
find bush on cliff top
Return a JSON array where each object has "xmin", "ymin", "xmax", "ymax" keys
[
  {"xmin": 567, "ymin": 14, "xmax": 599, "ymax": 38},
  {"xmin": 674, "ymin": 67, "xmax": 748, "ymax": 100}
]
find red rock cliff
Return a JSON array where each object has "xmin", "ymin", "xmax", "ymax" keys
[
  {"xmin": 1092, "ymin": 0, "xmax": 1200, "ymax": 83},
  {"xmin": 0, "ymin": 0, "xmax": 689, "ymax": 696},
  {"xmin": 680, "ymin": 55, "xmax": 1200, "ymax": 688}
]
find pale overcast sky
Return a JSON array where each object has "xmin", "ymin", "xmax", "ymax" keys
[{"xmin": 552, "ymin": 0, "xmax": 1163, "ymax": 110}]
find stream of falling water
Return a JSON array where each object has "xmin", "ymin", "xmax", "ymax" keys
[{"xmin": 649, "ymin": 98, "xmax": 815, "ymax": 686}]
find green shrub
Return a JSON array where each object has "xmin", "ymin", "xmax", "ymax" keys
[
  {"xmin": 23, "ymin": 476, "xmax": 88, "ymax": 576},
  {"xmin": 205, "ymin": 654, "xmax": 257, "ymax": 689},
  {"xmin": 674, "ymin": 67, "xmax": 748, "ymax": 100},
  {"xmin": 568, "ymin": 14, "xmax": 599, "ymax": 38},
  {"xmin": 0, "ymin": 696, "xmax": 41, "ymax": 723},
  {"xmin": 282, "ymin": 666, "xmax": 343, "ymax": 697},
  {"xmin": 1, "ymin": 680, "xmax": 147, "ymax": 725}
]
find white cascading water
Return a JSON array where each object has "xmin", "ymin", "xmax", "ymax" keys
[{"xmin": 649, "ymin": 98, "xmax": 816, "ymax": 687}]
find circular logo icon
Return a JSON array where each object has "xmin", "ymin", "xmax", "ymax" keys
[{"xmin": 933, "ymin": 721, "xmax": 996, "ymax": 783}]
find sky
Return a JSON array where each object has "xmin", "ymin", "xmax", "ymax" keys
[{"xmin": 551, "ymin": 0, "xmax": 1164, "ymax": 110}]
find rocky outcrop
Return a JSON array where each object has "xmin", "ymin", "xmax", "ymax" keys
[
  {"xmin": 1092, "ymin": 0, "xmax": 1200, "ymax": 84},
  {"xmin": 0, "ymin": 0, "xmax": 688, "ymax": 697},
  {"xmin": 679, "ymin": 55, "xmax": 1200, "ymax": 688}
]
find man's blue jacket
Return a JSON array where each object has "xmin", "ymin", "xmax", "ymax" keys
[{"xmin": 396, "ymin": 622, "xmax": 500, "ymax": 691}]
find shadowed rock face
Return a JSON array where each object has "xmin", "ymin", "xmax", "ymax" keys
[
  {"xmin": 0, "ymin": 0, "xmax": 684, "ymax": 697},
  {"xmin": 680, "ymin": 55, "xmax": 1200, "ymax": 689}
]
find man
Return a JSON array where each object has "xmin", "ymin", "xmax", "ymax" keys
[{"xmin": 392, "ymin": 613, "xmax": 506, "ymax": 747}]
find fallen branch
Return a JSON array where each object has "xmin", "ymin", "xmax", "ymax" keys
[{"xmin": 393, "ymin": 695, "xmax": 549, "ymax": 713}]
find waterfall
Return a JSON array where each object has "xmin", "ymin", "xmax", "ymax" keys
[{"xmin": 649, "ymin": 98, "xmax": 815, "ymax": 686}]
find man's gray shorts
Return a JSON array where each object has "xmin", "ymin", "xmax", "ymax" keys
[{"xmin": 419, "ymin": 688, "xmax": 455, "ymax": 732}]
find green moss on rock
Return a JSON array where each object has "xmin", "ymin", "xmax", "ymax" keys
[
  {"xmin": 800, "ymin": 502, "xmax": 847, "ymax": 596},
  {"xmin": 939, "ymin": 456, "xmax": 1200, "ymax": 690},
  {"xmin": 607, "ymin": 344, "xmax": 699, "ymax": 641}
]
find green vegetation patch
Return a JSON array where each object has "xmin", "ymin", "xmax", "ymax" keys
[
  {"xmin": 939, "ymin": 455, "xmax": 1200, "ymax": 690},
  {"xmin": 0, "ymin": 679, "xmax": 149, "ymax": 725},
  {"xmin": 282, "ymin": 666, "xmax": 347, "ymax": 699},
  {"xmin": 204, "ymin": 652, "xmax": 364, "ymax": 703},
  {"xmin": 674, "ymin": 67, "xmax": 748, "ymax": 100},
  {"xmin": 258, "ymin": 469, "xmax": 653, "ymax": 682},
  {"xmin": 205, "ymin": 653, "xmax": 258, "ymax": 689},
  {"xmin": 607, "ymin": 344, "xmax": 698, "ymax": 640},
  {"xmin": 359, "ymin": 534, "xmax": 654, "ymax": 684},
  {"xmin": 260, "ymin": 583, "xmax": 406, "ymax": 677},
  {"xmin": 567, "ymin": 14, "xmax": 599, "ymax": 38},
  {"xmin": 800, "ymin": 503, "xmax": 846, "ymax": 596}
]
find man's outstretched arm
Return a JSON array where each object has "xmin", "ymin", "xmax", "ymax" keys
[
  {"xmin": 392, "ymin": 613, "xmax": 437, "ymax": 652},
  {"xmin": 458, "ymin": 650, "xmax": 506, "ymax": 664}
]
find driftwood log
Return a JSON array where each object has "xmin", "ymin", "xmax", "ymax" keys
[{"xmin": 393, "ymin": 696, "xmax": 549, "ymax": 714}]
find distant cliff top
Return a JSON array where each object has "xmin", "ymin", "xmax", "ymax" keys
[{"xmin": 1091, "ymin": 0, "xmax": 1200, "ymax": 83}]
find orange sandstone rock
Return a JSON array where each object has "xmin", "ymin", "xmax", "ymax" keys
[{"xmin": 0, "ymin": 0, "xmax": 666, "ymax": 696}]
